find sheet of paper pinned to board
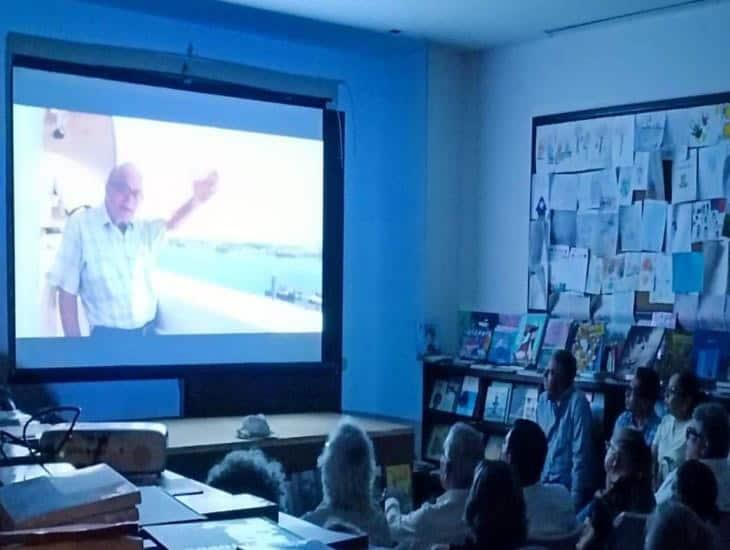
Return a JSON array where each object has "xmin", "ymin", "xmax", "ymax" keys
[
  {"xmin": 641, "ymin": 200, "xmax": 667, "ymax": 252},
  {"xmin": 672, "ymin": 148, "xmax": 698, "ymax": 204}
]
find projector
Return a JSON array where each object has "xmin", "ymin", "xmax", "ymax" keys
[{"xmin": 39, "ymin": 422, "xmax": 168, "ymax": 475}]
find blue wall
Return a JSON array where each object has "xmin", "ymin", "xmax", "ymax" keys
[{"xmin": 1, "ymin": 0, "xmax": 427, "ymax": 421}]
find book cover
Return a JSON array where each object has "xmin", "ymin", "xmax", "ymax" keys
[
  {"xmin": 487, "ymin": 326, "xmax": 518, "ymax": 365},
  {"xmin": 693, "ymin": 330, "xmax": 730, "ymax": 381},
  {"xmin": 507, "ymin": 385, "xmax": 534, "ymax": 424},
  {"xmin": 429, "ymin": 380, "xmax": 448, "ymax": 410},
  {"xmin": 523, "ymin": 388, "xmax": 539, "ymax": 421},
  {"xmin": 484, "ymin": 435, "xmax": 505, "ymax": 460},
  {"xmin": 0, "ymin": 464, "xmax": 140, "ymax": 530},
  {"xmin": 512, "ymin": 314, "xmax": 548, "ymax": 367},
  {"xmin": 425, "ymin": 425, "xmax": 450, "ymax": 461},
  {"xmin": 458, "ymin": 311, "xmax": 499, "ymax": 361},
  {"xmin": 455, "ymin": 376, "xmax": 480, "ymax": 417},
  {"xmin": 537, "ymin": 318, "xmax": 573, "ymax": 371},
  {"xmin": 483, "ymin": 382, "xmax": 512, "ymax": 423},
  {"xmin": 657, "ymin": 331, "xmax": 694, "ymax": 381},
  {"xmin": 572, "ymin": 322, "xmax": 605, "ymax": 375},
  {"xmin": 617, "ymin": 326, "xmax": 665, "ymax": 378},
  {"xmin": 146, "ymin": 517, "xmax": 304, "ymax": 550},
  {"xmin": 439, "ymin": 377, "xmax": 463, "ymax": 412},
  {"xmin": 385, "ymin": 464, "xmax": 412, "ymax": 497}
]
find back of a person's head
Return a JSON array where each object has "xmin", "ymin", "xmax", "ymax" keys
[
  {"xmin": 676, "ymin": 459, "xmax": 720, "ymax": 524},
  {"xmin": 613, "ymin": 427, "xmax": 652, "ymax": 481},
  {"xmin": 318, "ymin": 420, "xmax": 376, "ymax": 512},
  {"xmin": 645, "ymin": 502, "xmax": 716, "ymax": 550},
  {"xmin": 443, "ymin": 422, "xmax": 485, "ymax": 489},
  {"xmin": 693, "ymin": 402, "xmax": 730, "ymax": 458},
  {"xmin": 506, "ymin": 419, "xmax": 547, "ymax": 487},
  {"xmin": 552, "ymin": 349, "xmax": 577, "ymax": 383},
  {"xmin": 634, "ymin": 367, "xmax": 660, "ymax": 404},
  {"xmin": 206, "ymin": 449, "xmax": 287, "ymax": 509},
  {"xmin": 465, "ymin": 460, "xmax": 527, "ymax": 550}
]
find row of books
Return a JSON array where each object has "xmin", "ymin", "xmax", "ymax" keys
[
  {"xmin": 429, "ymin": 376, "xmax": 539, "ymax": 424},
  {"xmin": 425, "ymin": 424, "xmax": 506, "ymax": 462},
  {"xmin": 458, "ymin": 310, "xmax": 730, "ymax": 382}
]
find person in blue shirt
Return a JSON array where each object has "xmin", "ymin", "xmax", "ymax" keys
[
  {"xmin": 536, "ymin": 349, "xmax": 595, "ymax": 509},
  {"xmin": 613, "ymin": 367, "xmax": 661, "ymax": 447}
]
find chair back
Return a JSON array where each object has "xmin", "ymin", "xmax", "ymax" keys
[{"xmin": 610, "ymin": 511, "xmax": 648, "ymax": 550}]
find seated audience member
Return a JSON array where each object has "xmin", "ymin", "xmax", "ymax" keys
[
  {"xmin": 385, "ymin": 422, "xmax": 483, "ymax": 549},
  {"xmin": 655, "ymin": 402, "xmax": 730, "ymax": 512},
  {"xmin": 537, "ymin": 349, "xmax": 595, "ymax": 509},
  {"xmin": 206, "ymin": 449, "xmax": 287, "ymax": 509},
  {"xmin": 676, "ymin": 459, "xmax": 720, "ymax": 524},
  {"xmin": 576, "ymin": 428, "xmax": 655, "ymax": 550},
  {"xmin": 452, "ymin": 460, "xmax": 527, "ymax": 550},
  {"xmin": 501, "ymin": 419, "xmax": 577, "ymax": 539},
  {"xmin": 644, "ymin": 502, "xmax": 716, "ymax": 550},
  {"xmin": 614, "ymin": 367, "xmax": 661, "ymax": 447},
  {"xmin": 302, "ymin": 420, "xmax": 391, "ymax": 547},
  {"xmin": 652, "ymin": 370, "xmax": 702, "ymax": 487}
]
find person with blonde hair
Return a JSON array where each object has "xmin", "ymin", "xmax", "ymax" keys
[{"xmin": 302, "ymin": 420, "xmax": 391, "ymax": 547}]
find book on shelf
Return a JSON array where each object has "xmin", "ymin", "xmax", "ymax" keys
[
  {"xmin": 512, "ymin": 313, "xmax": 548, "ymax": 367},
  {"xmin": 657, "ymin": 330, "xmax": 693, "ymax": 381},
  {"xmin": 455, "ymin": 376, "xmax": 480, "ymax": 417},
  {"xmin": 458, "ymin": 311, "xmax": 499, "ymax": 362},
  {"xmin": 385, "ymin": 464, "xmax": 412, "ymax": 498},
  {"xmin": 693, "ymin": 330, "xmax": 730, "ymax": 381},
  {"xmin": 0, "ymin": 463, "xmax": 140, "ymax": 531},
  {"xmin": 507, "ymin": 384, "xmax": 538, "ymax": 424},
  {"xmin": 425, "ymin": 424, "xmax": 450, "ymax": 462},
  {"xmin": 440, "ymin": 377, "xmax": 463, "ymax": 412},
  {"xmin": 572, "ymin": 322, "xmax": 605, "ymax": 376},
  {"xmin": 487, "ymin": 325, "xmax": 519, "ymax": 365},
  {"xmin": 537, "ymin": 318, "xmax": 573, "ymax": 371},
  {"xmin": 483, "ymin": 382, "xmax": 512, "ymax": 423},
  {"xmin": 617, "ymin": 326, "xmax": 665, "ymax": 378},
  {"xmin": 522, "ymin": 387, "xmax": 539, "ymax": 421},
  {"xmin": 429, "ymin": 379, "xmax": 448, "ymax": 410}
]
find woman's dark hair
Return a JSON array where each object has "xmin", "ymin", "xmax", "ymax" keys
[
  {"xmin": 673, "ymin": 370, "xmax": 703, "ymax": 410},
  {"xmin": 506, "ymin": 419, "xmax": 548, "ymax": 487},
  {"xmin": 464, "ymin": 460, "xmax": 527, "ymax": 550},
  {"xmin": 207, "ymin": 449, "xmax": 287, "ymax": 509},
  {"xmin": 634, "ymin": 367, "xmax": 660, "ymax": 403},
  {"xmin": 676, "ymin": 459, "xmax": 720, "ymax": 524},
  {"xmin": 552, "ymin": 349, "xmax": 577, "ymax": 382}
]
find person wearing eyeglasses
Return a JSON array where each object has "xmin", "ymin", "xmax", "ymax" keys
[
  {"xmin": 48, "ymin": 163, "xmax": 218, "ymax": 338},
  {"xmin": 651, "ymin": 370, "xmax": 703, "ymax": 488},
  {"xmin": 613, "ymin": 367, "xmax": 661, "ymax": 447},
  {"xmin": 655, "ymin": 402, "xmax": 730, "ymax": 512}
]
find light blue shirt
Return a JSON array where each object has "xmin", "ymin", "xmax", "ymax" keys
[{"xmin": 536, "ymin": 386, "xmax": 594, "ymax": 508}]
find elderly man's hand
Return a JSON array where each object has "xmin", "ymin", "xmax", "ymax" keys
[{"xmin": 193, "ymin": 171, "xmax": 219, "ymax": 202}]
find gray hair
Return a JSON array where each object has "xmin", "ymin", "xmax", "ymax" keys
[
  {"xmin": 444, "ymin": 422, "xmax": 485, "ymax": 489},
  {"xmin": 645, "ymin": 502, "xmax": 716, "ymax": 550},
  {"xmin": 318, "ymin": 419, "xmax": 377, "ymax": 513},
  {"xmin": 693, "ymin": 402, "xmax": 730, "ymax": 458}
]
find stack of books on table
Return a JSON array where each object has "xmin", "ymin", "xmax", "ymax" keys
[{"xmin": 0, "ymin": 463, "xmax": 142, "ymax": 549}]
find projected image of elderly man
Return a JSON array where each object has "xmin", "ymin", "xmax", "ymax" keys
[{"xmin": 48, "ymin": 163, "xmax": 218, "ymax": 338}]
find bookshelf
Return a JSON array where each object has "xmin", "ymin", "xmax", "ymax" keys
[{"xmin": 421, "ymin": 358, "xmax": 627, "ymax": 466}]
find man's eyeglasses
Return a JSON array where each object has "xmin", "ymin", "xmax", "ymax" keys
[{"xmin": 686, "ymin": 426, "xmax": 703, "ymax": 442}]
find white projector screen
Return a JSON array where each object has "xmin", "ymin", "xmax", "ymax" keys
[{"xmin": 12, "ymin": 67, "xmax": 326, "ymax": 369}]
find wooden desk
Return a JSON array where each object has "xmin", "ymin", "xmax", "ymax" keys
[{"xmin": 164, "ymin": 412, "xmax": 415, "ymax": 480}]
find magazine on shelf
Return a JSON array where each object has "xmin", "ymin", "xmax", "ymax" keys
[
  {"xmin": 455, "ymin": 376, "xmax": 480, "ymax": 417},
  {"xmin": 537, "ymin": 318, "xmax": 573, "ymax": 371},
  {"xmin": 572, "ymin": 322, "xmax": 605, "ymax": 375},
  {"xmin": 483, "ymin": 382, "xmax": 512, "ymax": 423},
  {"xmin": 440, "ymin": 377, "xmax": 463, "ymax": 412},
  {"xmin": 617, "ymin": 326, "xmax": 665, "ymax": 378},
  {"xmin": 429, "ymin": 379, "xmax": 448, "ymax": 410},
  {"xmin": 512, "ymin": 313, "xmax": 548, "ymax": 367},
  {"xmin": 487, "ymin": 326, "xmax": 519, "ymax": 365}
]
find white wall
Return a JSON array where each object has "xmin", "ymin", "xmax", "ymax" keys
[
  {"xmin": 425, "ymin": 46, "xmax": 482, "ymax": 354},
  {"xmin": 470, "ymin": 2, "xmax": 730, "ymax": 313}
]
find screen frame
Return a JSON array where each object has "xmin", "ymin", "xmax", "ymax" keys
[{"xmin": 6, "ymin": 47, "xmax": 344, "ymax": 384}]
